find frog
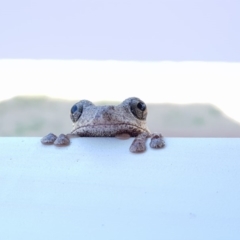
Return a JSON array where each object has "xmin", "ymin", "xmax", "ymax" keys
[{"xmin": 41, "ymin": 97, "xmax": 165, "ymax": 153}]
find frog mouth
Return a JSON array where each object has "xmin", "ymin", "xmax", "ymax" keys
[{"xmin": 70, "ymin": 123, "xmax": 149, "ymax": 137}]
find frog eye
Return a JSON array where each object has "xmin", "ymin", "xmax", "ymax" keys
[
  {"xmin": 130, "ymin": 98, "xmax": 147, "ymax": 120},
  {"xmin": 70, "ymin": 102, "xmax": 83, "ymax": 122}
]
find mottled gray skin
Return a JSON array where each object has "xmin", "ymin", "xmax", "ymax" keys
[
  {"xmin": 41, "ymin": 97, "xmax": 165, "ymax": 153},
  {"xmin": 71, "ymin": 98, "xmax": 149, "ymax": 137}
]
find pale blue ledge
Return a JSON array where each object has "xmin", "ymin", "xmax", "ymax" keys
[{"xmin": 0, "ymin": 137, "xmax": 240, "ymax": 240}]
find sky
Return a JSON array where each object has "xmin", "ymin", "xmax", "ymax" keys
[
  {"xmin": 0, "ymin": 0, "xmax": 239, "ymax": 61},
  {"xmin": 1, "ymin": 60, "xmax": 240, "ymax": 122}
]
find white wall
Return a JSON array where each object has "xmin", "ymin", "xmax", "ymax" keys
[{"xmin": 0, "ymin": 0, "xmax": 239, "ymax": 61}]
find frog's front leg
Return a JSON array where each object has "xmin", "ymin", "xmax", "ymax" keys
[
  {"xmin": 150, "ymin": 133, "xmax": 165, "ymax": 149},
  {"xmin": 41, "ymin": 133, "xmax": 72, "ymax": 146},
  {"xmin": 130, "ymin": 132, "xmax": 149, "ymax": 153}
]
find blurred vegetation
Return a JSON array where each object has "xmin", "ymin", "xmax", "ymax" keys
[{"xmin": 1, "ymin": 96, "xmax": 240, "ymax": 137}]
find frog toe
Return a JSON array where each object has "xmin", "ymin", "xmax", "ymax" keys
[
  {"xmin": 130, "ymin": 140, "xmax": 146, "ymax": 153},
  {"xmin": 129, "ymin": 133, "xmax": 148, "ymax": 153},
  {"xmin": 150, "ymin": 134, "xmax": 165, "ymax": 149},
  {"xmin": 54, "ymin": 134, "xmax": 70, "ymax": 146},
  {"xmin": 41, "ymin": 133, "xmax": 57, "ymax": 145}
]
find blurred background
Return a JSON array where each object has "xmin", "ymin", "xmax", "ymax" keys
[{"xmin": 0, "ymin": 0, "xmax": 240, "ymax": 137}]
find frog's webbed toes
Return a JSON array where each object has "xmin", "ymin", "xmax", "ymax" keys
[
  {"xmin": 41, "ymin": 133, "xmax": 57, "ymax": 145},
  {"xmin": 150, "ymin": 134, "xmax": 165, "ymax": 149},
  {"xmin": 130, "ymin": 133, "xmax": 148, "ymax": 153},
  {"xmin": 130, "ymin": 140, "xmax": 146, "ymax": 153},
  {"xmin": 54, "ymin": 134, "xmax": 70, "ymax": 146}
]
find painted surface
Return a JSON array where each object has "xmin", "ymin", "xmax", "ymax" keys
[{"xmin": 0, "ymin": 137, "xmax": 240, "ymax": 239}]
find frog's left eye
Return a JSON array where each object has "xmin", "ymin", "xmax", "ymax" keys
[
  {"xmin": 130, "ymin": 98, "xmax": 147, "ymax": 120},
  {"xmin": 70, "ymin": 102, "xmax": 83, "ymax": 122}
]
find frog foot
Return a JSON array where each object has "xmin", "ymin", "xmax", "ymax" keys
[
  {"xmin": 130, "ymin": 132, "xmax": 148, "ymax": 153},
  {"xmin": 41, "ymin": 133, "xmax": 57, "ymax": 144},
  {"xmin": 41, "ymin": 133, "xmax": 70, "ymax": 146},
  {"xmin": 150, "ymin": 133, "xmax": 165, "ymax": 149}
]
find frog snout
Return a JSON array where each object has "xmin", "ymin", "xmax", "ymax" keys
[
  {"xmin": 101, "ymin": 106, "xmax": 115, "ymax": 121},
  {"xmin": 93, "ymin": 106, "xmax": 115, "ymax": 123}
]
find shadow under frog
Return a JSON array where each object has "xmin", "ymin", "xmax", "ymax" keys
[{"xmin": 41, "ymin": 97, "xmax": 165, "ymax": 153}]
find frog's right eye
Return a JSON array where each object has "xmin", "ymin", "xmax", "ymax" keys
[{"xmin": 70, "ymin": 102, "xmax": 83, "ymax": 122}]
